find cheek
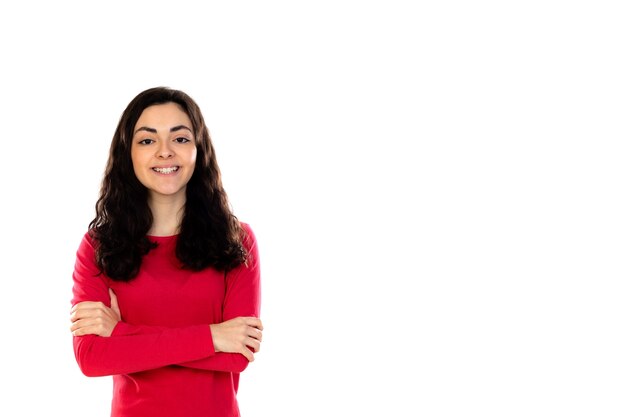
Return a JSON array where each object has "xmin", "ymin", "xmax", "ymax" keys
[
  {"xmin": 187, "ymin": 148, "xmax": 198, "ymax": 170},
  {"xmin": 130, "ymin": 149, "xmax": 149, "ymax": 179},
  {"xmin": 130, "ymin": 147, "xmax": 141, "ymax": 168}
]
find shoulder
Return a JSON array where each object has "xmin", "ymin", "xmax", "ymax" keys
[
  {"xmin": 73, "ymin": 230, "xmax": 104, "ymax": 283},
  {"xmin": 238, "ymin": 221, "xmax": 259, "ymax": 255},
  {"xmin": 75, "ymin": 230, "xmax": 104, "ymax": 261},
  {"xmin": 77, "ymin": 230, "xmax": 96, "ymax": 253},
  {"xmin": 239, "ymin": 221, "xmax": 254, "ymax": 237}
]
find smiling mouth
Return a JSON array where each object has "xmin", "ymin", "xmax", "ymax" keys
[{"xmin": 152, "ymin": 166, "xmax": 180, "ymax": 174}]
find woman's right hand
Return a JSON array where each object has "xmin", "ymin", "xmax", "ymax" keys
[
  {"xmin": 70, "ymin": 289, "xmax": 121, "ymax": 337},
  {"xmin": 210, "ymin": 317, "xmax": 263, "ymax": 362}
]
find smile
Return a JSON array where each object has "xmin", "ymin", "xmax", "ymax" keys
[{"xmin": 152, "ymin": 166, "xmax": 180, "ymax": 174}]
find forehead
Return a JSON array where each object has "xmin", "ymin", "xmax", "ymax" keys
[{"xmin": 135, "ymin": 102, "xmax": 192, "ymax": 129}]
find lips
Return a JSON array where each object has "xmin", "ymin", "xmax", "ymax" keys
[{"xmin": 152, "ymin": 166, "xmax": 180, "ymax": 174}]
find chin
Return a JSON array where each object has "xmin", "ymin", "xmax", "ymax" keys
[{"xmin": 150, "ymin": 188, "xmax": 187, "ymax": 198}]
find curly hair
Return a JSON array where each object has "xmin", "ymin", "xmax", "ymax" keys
[{"xmin": 89, "ymin": 87, "xmax": 247, "ymax": 281}]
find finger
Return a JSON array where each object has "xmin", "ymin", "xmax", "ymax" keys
[
  {"xmin": 72, "ymin": 318, "xmax": 113, "ymax": 337},
  {"xmin": 70, "ymin": 310, "xmax": 80, "ymax": 323},
  {"xmin": 70, "ymin": 307, "xmax": 101, "ymax": 323},
  {"xmin": 70, "ymin": 317, "xmax": 106, "ymax": 332},
  {"xmin": 71, "ymin": 301, "xmax": 107, "ymax": 314},
  {"xmin": 73, "ymin": 301, "xmax": 107, "ymax": 310},
  {"xmin": 109, "ymin": 289, "xmax": 120, "ymax": 317},
  {"xmin": 247, "ymin": 327, "xmax": 263, "ymax": 342},
  {"xmin": 244, "ymin": 317, "xmax": 263, "ymax": 330},
  {"xmin": 240, "ymin": 347, "xmax": 255, "ymax": 362},
  {"xmin": 72, "ymin": 324, "xmax": 101, "ymax": 337},
  {"xmin": 72, "ymin": 327, "xmax": 87, "ymax": 336},
  {"xmin": 70, "ymin": 318, "xmax": 97, "ymax": 334},
  {"xmin": 70, "ymin": 318, "xmax": 87, "ymax": 333},
  {"xmin": 246, "ymin": 337, "xmax": 261, "ymax": 353},
  {"xmin": 70, "ymin": 306, "xmax": 110, "ymax": 323}
]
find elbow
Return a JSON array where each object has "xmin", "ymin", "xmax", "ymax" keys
[
  {"xmin": 234, "ymin": 358, "xmax": 249, "ymax": 373},
  {"xmin": 233, "ymin": 350, "xmax": 257, "ymax": 373},
  {"xmin": 77, "ymin": 360, "xmax": 102, "ymax": 377},
  {"xmin": 75, "ymin": 351, "xmax": 108, "ymax": 377},
  {"xmin": 73, "ymin": 336, "xmax": 109, "ymax": 377},
  {"xmin": 76, "ymin": 355, "xmax": 106, "ymax": 377}
]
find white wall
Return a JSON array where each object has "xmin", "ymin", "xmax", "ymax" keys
[{"xmin": 1, "ymin": 1, "xmax": 625, "ymax": 416}]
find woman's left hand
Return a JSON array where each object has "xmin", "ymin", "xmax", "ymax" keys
[{"xmin": 70, "ymin": 289, "xmax": 121, "ymax": 337}]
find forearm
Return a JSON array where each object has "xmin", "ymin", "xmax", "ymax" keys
[
  {"xmin": 110, "ymin": 321, "xmax": 252, "ymax": 373},
  {"xmin": 73, "ymin": 323, "xmax": 214, "ymax": 377},
  {"xmin": 176, "ymin": 352, "xmax": 250, "ymax": 373}
]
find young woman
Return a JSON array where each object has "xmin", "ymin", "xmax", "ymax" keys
[{"xmin": 69, "ymin": 87, "xmax": 262, "ymax": 417}]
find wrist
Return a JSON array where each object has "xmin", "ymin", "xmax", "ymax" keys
[{"xmin": 209, "ymin": 324, "xmax": 222, "ymax": 352}]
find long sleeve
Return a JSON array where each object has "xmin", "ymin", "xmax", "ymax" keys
[
  {"xmin": 71, "ymin": 233, "xmax": 216, "ymax": 377},
  {"xmin": 177, "ymin": 223, "xmax": 262, "ymax": 372},
  {"xmin": 109, "ymin": 323, "xmax": 248, "ymax": 373}
]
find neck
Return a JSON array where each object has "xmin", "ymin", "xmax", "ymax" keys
[{"xmin": 147, "ymin": 193, "xmax": 185, "ymax": 236}]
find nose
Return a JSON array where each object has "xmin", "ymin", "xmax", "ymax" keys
[{"xmin": 156, "ymin": 140, "xmax": 174, "ymax": 159}]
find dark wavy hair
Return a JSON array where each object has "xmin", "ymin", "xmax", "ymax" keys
[{"xmin": 89, "ymin": 86, "xmax": 247, "ymax": 281}]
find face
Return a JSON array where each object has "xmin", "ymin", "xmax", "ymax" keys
[{"xmin": 131, "ymin": 102, "xmax": 197, "ymax": 202}]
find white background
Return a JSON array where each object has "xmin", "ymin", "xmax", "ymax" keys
[{"xmin": 0, "ymin": 1, "xmax": 625, "ymax": 416}]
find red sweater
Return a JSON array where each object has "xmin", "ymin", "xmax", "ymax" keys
[{"xmin": 71, "ymin": 223, "xmax": 261, "ymax": 417}]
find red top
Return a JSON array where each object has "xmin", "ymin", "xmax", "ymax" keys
[{"xmin": 71, "ymin": 223, "xmax": 261, "ymax": 417}]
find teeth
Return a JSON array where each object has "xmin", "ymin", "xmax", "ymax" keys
[{"xmin": 153, "ymin": 167, "xmax": 179, "ymax": 174}]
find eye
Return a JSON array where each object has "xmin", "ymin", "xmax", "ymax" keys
[
  {"xmin": 174, "ymin": 137, "xmax": 191, "ymax": 144},
  {"xmin": 138, "ymin": 138, "xmax": 155, "ymax": 145}
]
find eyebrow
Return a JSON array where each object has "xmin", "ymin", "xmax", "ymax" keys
[{"xmin": 134, "ymin": 125, "xmax": 193, "ymax": 135}]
